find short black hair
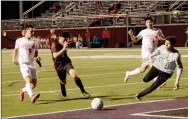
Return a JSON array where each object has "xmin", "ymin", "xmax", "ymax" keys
[
  {"xmin": 166, "ymin": 36, "xmax": 176, "ymax": 45},
  {"xmin": 50, "ymin": 27, "xmax": 55, "ymax": 29},
  {"xmin": 24, "ymin": 25, "xmax": 34, "ymax": 30},
  {"xmin": 145, "ymin": 17, "xmax": 153, "ymax": 21}
]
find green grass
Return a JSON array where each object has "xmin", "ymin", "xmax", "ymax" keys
[{"xmin": 2, "ymin": 48, "xmax": 188, "ymax": 118}]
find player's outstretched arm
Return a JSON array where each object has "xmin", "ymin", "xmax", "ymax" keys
[
  {"xmin": 173, "ymin": 55, "xmax": 183, "ymax": 90},
  {"xmin": 128, "ymin": 29, "xmax": 137, "ymax": 41},
  {"xmin": 3, "ymin": 31, "xmax": 16, "ymax": 42},
  {"xmin": 12, "ymin": 48, "xmax": 19, "ymax": 65},
  {"xmin": 34, "ymin": 51, "xmax": 41, "ymax": 61},
  {"xmin": 52, "ymin": 41, "xmax": 68, "ymax": 59}
]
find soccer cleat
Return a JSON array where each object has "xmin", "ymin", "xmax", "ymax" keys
[
  {"xmin": 30, "ymin": 93, "xmax": 40, "ymax": 103},
  {"xmin": 173, "ymin": 84, "xmax": 179, "ymax": 90},
  {"xmin": 82, "ymin": 91, "xmax": 91, "ymax": 98},
  {"xmin": 19, "ymin": 88, "xmax": 24, "ymax": 101},
  {"xmin": 124, "ymin": 71, "xmax": 130, "ymax": 83},
  {"xmin": 60, "ymin": 82, "xmax": 67, "ymax": 97},
  {"xmin": 135, "ymin": 94, "xmax": 142, "ymax": 101}
]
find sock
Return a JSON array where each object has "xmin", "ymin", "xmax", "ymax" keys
[
  {"xmin": 128, "ymin": 68, "xmax": 140, "ymax": 76},
  {"xmin": 153, "ymin": 77, "xmax": 158, "ymax": 81},
  {"xmin": 25, "ymin": 83, "xmax": 34, "ymax": 97},
  {"xmin": 22, "ymin": 87, "xmax": 27, "ymax": 93},
  {"xmin": 75, "ymin": 77, "xmax": 85, "ymax": 93},
  {"xmin": 36, "ymin": 60, "xmax": 42, "ymax": 67},
  {"xmin": 60, "ymin": 82, "xmax": 66, "ymax": 97}
]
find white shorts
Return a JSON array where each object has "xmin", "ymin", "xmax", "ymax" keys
[{"xmin": 20, "ymin": 63, "xmax": 37, "ymax": 80}]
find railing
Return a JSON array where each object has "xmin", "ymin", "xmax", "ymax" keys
[
  {"xmin": 2, "ymin": 12, "xmax": 188, "ymax": 31},
  {"xmin": 2, "ymin": 1, "xmax": 188, "ymax": 30},
  {"xmin": 52, "ymin": 2, "xmax": 74, "ymax": 18},
  {"xmin": 23, "ymin": 0, "xmax": 46, "ymax": 16},
  {"xmin": 171, "ymin": 1, "xmax": 187, "ymax": 12},
  {"xmin": 169, "ymin": 1, "xmax": 180, "ymax": 10}
]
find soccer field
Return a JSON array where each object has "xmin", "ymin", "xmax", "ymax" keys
[{"xmin": 2, "ymin": 48, "xmax": 188, "ymax": 118}]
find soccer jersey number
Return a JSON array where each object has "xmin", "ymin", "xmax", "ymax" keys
[{"xmin": 28, "ymin": 48, "xmax": 32, "ymax": 54}]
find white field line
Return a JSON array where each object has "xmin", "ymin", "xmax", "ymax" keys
[
  {"xmin": 2, "ymin": 59, "xmax": 135, "ymax": 68},
  {"xmin": 3, "ymin": 55, "xmax": 188, "ymax": 59},
  {"xmin": 54, "ymin": 92, "xmax": 73, "ymax": 95},
  {"xmin": 5, "ymin": 98, "xmax": 176, "ymax": 119},
  {"xmin": 2, "ymin": 82, "xmax": 143, "ymax": 96},
  {"xmin": 69, "ymin": 55, "xmax": 188, "ymax": 59},
  {"xmin": 131, "ymin": 107, "xmax": 188, "ymax": 119},
  {"xmin": 2, "ymin": 71, "xmax": 126, "ymax": 84},
  {"xmin": 2, "ymin": 68, "xmax": 188, "ymax": 84},
  {"xmin": 3, "ymin": 77, "xmax": 188, "ymax": 96},
  {"xmin": 132, "ymin": 113, "xmax": 188, "ymax": 119},
  {"xmin": 2, "ymin": 55, "xmax": 188, "ymax": 66},
  {"xmin": 1, "ymin": 63, "xmax": 134, "ymax": 75},
  {"xmin": 2, "ymin": 65, "xmax": 188, "ymax": 75},
  {"xmin": 2, "ymin": 48, "xmax": 188, "ymax": 52},
  {"xmin": 1, "ymin": 58, "xmax": 135, "ymax": 67}
]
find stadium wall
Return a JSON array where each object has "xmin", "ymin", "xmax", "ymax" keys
[{"xmin": 1, "ymin": 25, "xmax": 187, "ymax": 49}]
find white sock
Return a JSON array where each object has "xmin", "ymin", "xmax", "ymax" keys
[
  {"xmin": 22, "ymin": 87, "xmax": 27, "ymax": 93},
  {"xmin": 26, "ymin": 83, "xmax": 34, "ymax": 97},
  {"xmin": 153, "ymin": 77, "xmax": 158, "ymax": 81},
  {"xmin": 128, "ymin": 68, "xmax": 140, "ymax": 76}
]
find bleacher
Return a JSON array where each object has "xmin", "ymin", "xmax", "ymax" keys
[{"xmin": 2, "ymin": 1, "xmax": 188, "ymax": 30}]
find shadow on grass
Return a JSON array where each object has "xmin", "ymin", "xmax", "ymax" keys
[
  {"xmin": 8, "ymin": 81, "xmax": 22, "ymax": 87},
  {"xmin": 36, "ymin": 92, "xmax": 186, "ymax": 105},
  {"xmin": 102, "ymin": 94, "xmax": 136, "ymax": 101},
  {"xmin": 37, "ymin": 95, "xmax": 111, "ymax": 105},
  {"xmin": 161, "ymin": 86, "xmax": 188, "ymax": 91}
]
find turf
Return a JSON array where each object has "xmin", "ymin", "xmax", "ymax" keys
[{"xmin": 2, "ymin": 48, "xmax": 188, "ymax": 118}]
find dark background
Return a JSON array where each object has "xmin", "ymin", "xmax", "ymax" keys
[{"xmin": 1, "ymin": 1, "xmax": 55, "ymax": 20}]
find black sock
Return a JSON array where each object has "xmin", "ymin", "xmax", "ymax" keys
[
  {"xmin": 75, "ymin": 77, "xmax": 85, "ymax": 93},
  {"xmin": 60, "ymin": 82, "xmax": 66, "ymax": 97},
  {"xmin": 36, "ymin": 60, "xmax": 42, "ymax": 67}
]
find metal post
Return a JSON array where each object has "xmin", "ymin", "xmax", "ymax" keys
[
  {"xmin": 126, "ymin": 14, "xmax": 129, "ymax": 47},
  {"xmin": 19, "ymin": 1, "xmax": 23, "ymax": 19}
]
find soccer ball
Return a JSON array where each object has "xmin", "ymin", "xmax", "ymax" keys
[
  {"xmin": 172, "ymin": 10, "xmax": 181, "ymax": 19},
  {"xmin": 91, "ymin": 98, "xmax": 104, "ymax": 110}
]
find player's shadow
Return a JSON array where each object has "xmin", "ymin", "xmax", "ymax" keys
[
  {"xmin": 96, "ymin": 108, "xmax": 116, "ymax": 111},
  {"xmin": 161, "ymin": 86, "xmax": 188, "ymax": 91},
  {"xmin": 103, "ymin": 94, "xmax": 135, "ymax": 100},
  {"xmin": 8, "ymin": 81, "xmax": 21, "ymax": 87},
  {"xmin": 37, "ymin": 95, "xmax": 111, "ymax": 105}
]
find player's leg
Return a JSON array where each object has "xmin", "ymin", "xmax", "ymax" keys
[
  {"xmin": 135, "ymin": 66, "xmax": 159, "ymax": 100},
  {"xmin": 142, "ymin": 66, "xmax": 159, "ymax": 83},
  {"xmin": 31, "ymin": 67, "xmax": 38, "ymax": 89},
  {"xmin": 35, "ymin": 56, "xmax": 46, "ymax": 71},
  {"xmin": 67, "ymin": 63, "xmax": 90, "ymax": 98},
  {"xmin": 35, "ymin": 58, "xmax": 42, "ymax": 67},
  {"xmin": 136, "ymin": 68, "xmax": 172, "ymax": 100},
  {"xmin": 20, "ymin": 65, "xmax": 40, "ymax": 103},
  {"xmin": 57, "ymin": 71, "xmax": 67, "ymax": 97},
  {"xmin": 124, "ymin": 61, "xmax": 149, "ymax": 83},
  {"xmin": 157, "ymin": 81, "xmax": 167, "ymax": 89},
  {"xmin": 149, "ymin": 61, "xmax": 166, "ymax": 89}
]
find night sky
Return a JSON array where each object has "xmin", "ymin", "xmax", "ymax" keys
[{"xmin": 1, "ymin": 1, "xmax": 55, "ymax": 20}]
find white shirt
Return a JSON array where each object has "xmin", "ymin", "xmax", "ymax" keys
[
  {"xmin": 15, "ymin": 37, "xmax": 38, "ymax": 64},
  {"xmin": 137, "ymin": 28, "xmax": 164, "ymax": 58},
  {"xmin": 152, "ymin": 45, "xmax": 183, "ymax": 74}
]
